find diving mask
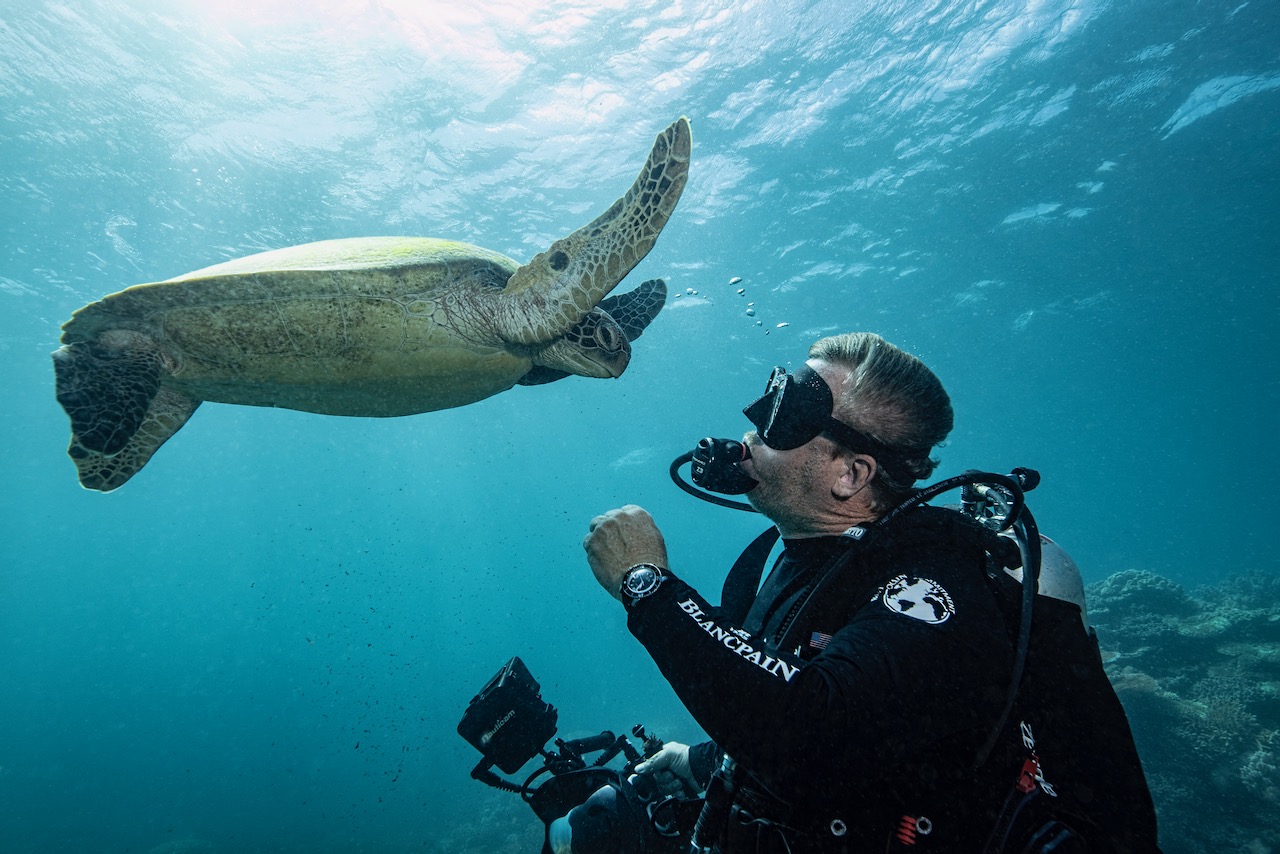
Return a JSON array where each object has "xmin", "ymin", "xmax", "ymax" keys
[{"xmin": 742, "ymin": 364, "xmax": 913, "ymax": 482}]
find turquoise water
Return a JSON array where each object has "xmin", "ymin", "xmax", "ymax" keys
[{"xmin": 1, "ymin": 1, "xmax": 1276, "ymax": 852}]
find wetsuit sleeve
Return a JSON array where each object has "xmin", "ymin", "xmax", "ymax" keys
[
  {"xmin": 688, "ymin": 740, "xmax": 722, "ymax": 789},
  {"xmin": 627, "ymin": 572, "xmax": 1008, "ymax": 793}
]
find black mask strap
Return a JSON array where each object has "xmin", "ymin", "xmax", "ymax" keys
[{"xmin": 743, "ymin": 364, "xmax": 921, "ymax": 485}]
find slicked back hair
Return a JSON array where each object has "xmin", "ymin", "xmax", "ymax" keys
[{"xmin": 809, "ymin": 332, "xmax": 953, "ymax": 510}]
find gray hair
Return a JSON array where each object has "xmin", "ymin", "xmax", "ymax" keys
[{"xmin": 808, "ymin": 332, "xmax": 953, "ymax": 509}]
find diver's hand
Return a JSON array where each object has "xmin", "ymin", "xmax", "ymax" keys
[
  {"xmin": 584, "ymin": 505, "xmax": 668, "ymax": 601},
  {"xmin": 634, "ymin": 741, "xmax": 699, "ymax": 797}
]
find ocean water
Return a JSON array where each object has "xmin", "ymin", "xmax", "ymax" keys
[{"xmin": 1, "ymin": 1, "xmax": 1276, "ymax": 852}]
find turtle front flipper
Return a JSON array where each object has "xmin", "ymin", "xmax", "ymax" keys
[
  {"xmin": 497, "ymin": 117, "xmax": 690, "ymax": 345},
  {"xmin": 518, "ymin": 278, "xmax": 668, "ymax": 386},
  {"xmin": 52, "ymin": 333, "xmax": 200, "ymax": 491},
  {"xmin": 598, "ymin": 277, "xmax": 666, "ymax": 342}
]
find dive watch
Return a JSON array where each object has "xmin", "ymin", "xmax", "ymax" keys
[{"xmin": 620, "ymin": 563, "xmax": 666, "ymax": 607}]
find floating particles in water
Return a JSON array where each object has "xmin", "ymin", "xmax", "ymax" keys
[
  {"xmin": 736, "ymin": 288, "xmax": 745, "ymax": 295},
  {"xmin": 776, "ymin": 322, "xmax": 789, "ymax": 328},
  {"xmin": 686, "ymin": 287, "xmax": 697, "ymax": 295},
  {"xmin": 745, "ymin": 308, "xmax": 756, "ymax": 316},
  {"xmin": 729, "ymin": 276, "xmax": 742, "ymax": 285}
]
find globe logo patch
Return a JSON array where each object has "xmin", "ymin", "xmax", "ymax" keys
[{"xmin": 881, "ymin": 575, "xmax": 955, "ymax": 624}]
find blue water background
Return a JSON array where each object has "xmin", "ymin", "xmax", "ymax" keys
[{"xmin": 1, "ymin": 1, "xmax": 1277, "ymax": 851}]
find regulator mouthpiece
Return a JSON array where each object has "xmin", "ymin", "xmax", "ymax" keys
[
  {"xmin": 691, "ymin": 437, "xmax": 758, "ymax": 495},
  {"xmin": 669, "ymin": 439, "xmax": 760, "ymax": 513}
]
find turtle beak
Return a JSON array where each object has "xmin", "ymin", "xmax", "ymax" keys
[
  {"xmin": 603, "ymin": 346, "xmax": 631, "ymax": 378},
  {"xmin": 529, "ymin": 331, "xmax": 631, "ymax": 380},
  {"xmin": 580, "ymin": 339, "xmax": 630, "ymax": 378}
]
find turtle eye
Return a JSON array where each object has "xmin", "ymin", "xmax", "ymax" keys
[{"xmin": 598, "ymin": 324, "xmax": 622, "ymax": 352}]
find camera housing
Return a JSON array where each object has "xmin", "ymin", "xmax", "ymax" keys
[
  {"xmin": 460, "ymin": 658, "xmax": 703, "ymax": 854},
  {"xmin": 457, "ymin": 656, "xmax": 558, "ymax": 774}
]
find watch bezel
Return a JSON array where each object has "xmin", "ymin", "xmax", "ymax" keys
[{"xmin": 621, "ymin": 563, "xmax": 665, "ymax": 602}]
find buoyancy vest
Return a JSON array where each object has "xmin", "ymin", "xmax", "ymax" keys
[{"xmin": 705, "ymin": 505, "xmax": 1160, "ymax": 853}]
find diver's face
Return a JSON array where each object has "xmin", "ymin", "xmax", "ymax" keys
[
  {"xmin": 741, "ymin": 434, "xmax": 830, "ymax": 532},
  {"xmin": 740, "ymin": 360, "xmax": 851, "ymax": 535}
]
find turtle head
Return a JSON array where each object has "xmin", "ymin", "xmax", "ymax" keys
[
  {"xmin": 532, "ymin": 307, "xmax": 631, "ymax": 379},
  {"xmin": 517, "ymin": 278, "xmax": 666, "ymax": 387}
]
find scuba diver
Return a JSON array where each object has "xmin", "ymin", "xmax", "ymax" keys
[{"xmin": 577, "ymin": 332, "xmax": 1160, "ymax": 853}]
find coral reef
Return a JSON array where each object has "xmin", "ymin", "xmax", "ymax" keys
[
  {"xmin": 1242, "ymin": 730, "xmax": 1280, "ymax": 806},
  {"xmin": 1089, "ymin": 570, "xmax": 1280, "ymax": 854}
]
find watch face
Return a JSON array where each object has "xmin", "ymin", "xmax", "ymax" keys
[{"xmin": 624, "ymin": 565, "xmax": 662, "ymax": 599}]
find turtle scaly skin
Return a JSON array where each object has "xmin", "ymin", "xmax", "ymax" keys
[
  {"xmin": 52, "ymin": 117, "xmax": 691, "ymax": 491},
  {"xmin": 497, "ymin": 117, "xmax": 691, "ymax": 342}
]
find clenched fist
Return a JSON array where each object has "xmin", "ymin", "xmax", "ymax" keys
[{"xmin": 583, "ymin": 505, "xmax": 669, "ymax": 600}]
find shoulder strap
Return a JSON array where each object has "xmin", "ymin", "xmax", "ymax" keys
[
  {"xmin": 718, "ymin": 509, "xmax": 1008, "ymax": 635},
  {"xmin": 773, "ymin": 545, "xmax": 865, "ymax": 654},
  {"xmin": 719, "ymin": 527, "xmax": 780, "ymax": 624},
  {"xmin": 773, "ymin": 506, "xmax": 1000, "ymax": 654}
]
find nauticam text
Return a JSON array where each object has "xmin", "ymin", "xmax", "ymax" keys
[
  {"xmin": 480, "ymin": 710, "xmax": 514, "ymax": 746},
  {"xmin": 677, "ymin": 599, "xmax": 799, "ymax": 682}
]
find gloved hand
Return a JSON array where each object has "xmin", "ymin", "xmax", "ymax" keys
[{"xmin": 633, "ymin": 741, "xmax": 699, "ymax": 797}]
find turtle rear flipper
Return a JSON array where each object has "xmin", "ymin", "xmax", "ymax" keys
[{"xmin": 52, "ymin": 336, "xmax": 200, "ymax": 491}]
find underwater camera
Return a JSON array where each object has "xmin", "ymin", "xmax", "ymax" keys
[
  {"xmin": 457, "ymin": 656, "xmax": 558, "ymax": 775},
  {"xmin": 458, "ymin": 657, "xmax": 701, "ymax": 854}
]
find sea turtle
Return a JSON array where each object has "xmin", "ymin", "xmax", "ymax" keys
[{"xmin": 53, "ymin": 116, "xmax": 691, "ymax": 492}]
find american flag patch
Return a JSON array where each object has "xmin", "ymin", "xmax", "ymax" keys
[{"xmin": 809, "ymin": 632, "xmax": 833, "ymax": 651}]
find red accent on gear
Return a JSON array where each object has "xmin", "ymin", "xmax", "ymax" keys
[
  {"xmin": 1017, "ymin": 755, "xmax": 1041, "ymax": 793},
  {"xmin": 895, "ymin": 815, "xmax": 918, "ymax": 845}
]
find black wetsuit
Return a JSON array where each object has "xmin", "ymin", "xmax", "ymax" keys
[{"xmin": 626, "ymin": 505, "xmax": 1159, "ymax": 853}]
